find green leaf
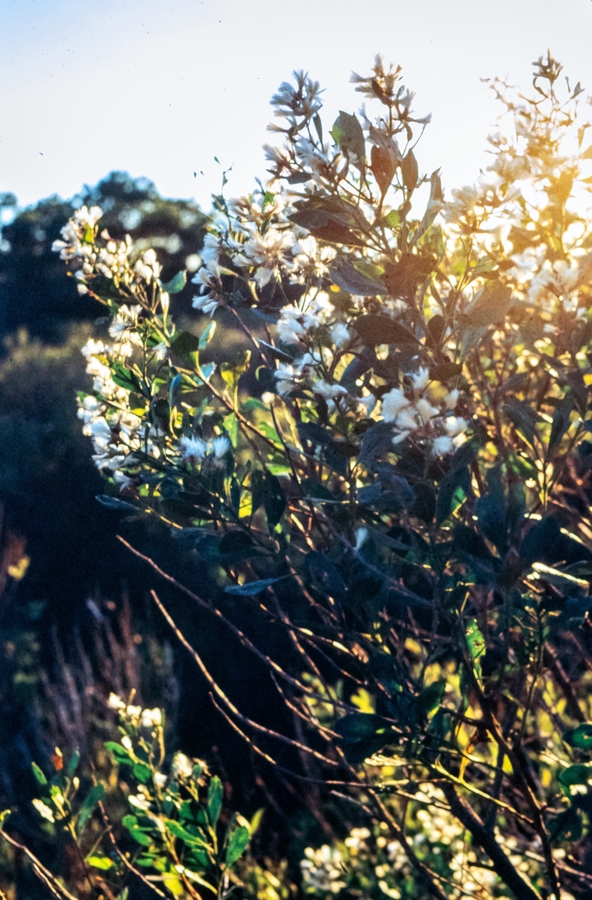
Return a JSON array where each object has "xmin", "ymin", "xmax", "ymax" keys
[
  {"xmin": 199, "ymin": 320, "xmax": 217, "ymax": 350},
  {"xmin": 129, "ymin": 827, "xmax": 153, "ymax": 847},
  {"xmin": 161, "ymin": 271, "xmax": 187, "ymax": 294},
  {"xmin": 354, "ymin": 314, "xmax": 419, "ymax": 348},
  {"xmin": 331, "ymin": 111, "xmax": 365, "ymax": 164},
  {"xmin": 225, "ymin": 825, "xmax": 250, "ymax": 866},
  {"xmin": 208, "ymin": 776, "xmax": 223, "ymax": 828},
  {"xmin": 224, "ymin": 576, "xmax": 289, "ymax": 596},
  {"xmin": 558, "ymin": 765, "xmax": 591, "ymax": 789},
  {"xmin": 122, "ymin": 815, "xmax": 139, "ymax": 829},
  {"xmin": 111, "ymin": 360, "xmax": 142, "ymax": 393},
  {"xmin": 133, "ymin": 762, "xmax": 152, "ymax": 784},
  {"xmin": 105, "ymin": 741, "xmax": 134, "ymax": 765},
  {"xmin": 88, "ymin": 856, "xmax": 115, "ymax": 871},
  {"xmin": 465, "ymin": 619, "xmax": 486, "ymax": 678},
  {"xmin": 564, "ymin": 724, "xmax": 592, "ymax": 750},
  {"xmin": 32, "ymin": 762, "xmax": 47, "ymax": 786},
  {"xmin": 165, "ymin": 819, "xmax": 209, "ymax": 847}
]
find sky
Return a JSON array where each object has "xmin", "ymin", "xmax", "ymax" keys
[{"xmin": 1, "ymin": 0, "xmax": 592, "ymax": 214}]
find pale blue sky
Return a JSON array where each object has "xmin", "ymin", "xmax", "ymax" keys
[{"xmin": 1, "ymin": 0, "xmax": 592, "ymax": 212}]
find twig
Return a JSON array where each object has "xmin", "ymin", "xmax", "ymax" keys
[
  {"xmin": 150, "ymin": 589, "xmax": 340, "ymax": 768},
  {"xmin": 0, "ymin": 830, "xmax": 79, "ymax": 900}
]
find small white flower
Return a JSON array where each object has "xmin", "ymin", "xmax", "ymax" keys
[
  {"xmin": 180, "ymin": 436, "xmax": 208, "ymax": 460},
  {"xmin": 444, "ymin": 416, "xmax": 468, "ymax": 438},
  {"xmin": 312, "ymin": 379, "xmax": 347, "ymax": 400},
  {"xmin": 411, "ymin": 367, "xmax": 430, "ymax": 391},
  {"xmin": 415, "ymin": 397, "xmax": 439, "ymax": 425},
  {"xmin": 330, "ymin": 322, "xmax": 350, "ymax": 348},
  {"xmin": 355, "ymin": 528, "xmax": 368, "ymax": 551},
  {"xmin": 108, "ymin": 693, "xmax": 126, "ymax": 711},
  {"xmin": 171, "ymin": 752, "xmax": 194, "ymax": 780},
  {"xmin": 395, "ymin": 409, "xmax": 420, "ymax": 432},
  {"xmin": 129, "ymin": 793, "xmax": 151, "ymax": 811},
  {"xmin": 432, "ymin": 435, "xmax": 454, "ymax": 456},
  {"xmin": 140, "ymin": 708, "xmax": 162, "ymax": 729},
  {"xmin": 381, "ymin": 388, "xmax": 410, "ymax": 422},
  {"xmin": 211, "ymin": 436, "xmax": 231, "ymax": 459}
]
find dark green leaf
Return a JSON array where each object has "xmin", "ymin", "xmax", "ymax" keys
[
  {"xmin": 110, "ymin": 360, "xmax": 142, "ymax": 393},
  {"xmin": 549, "ymin": 807, "xmax": 583, "ymax": 843},
  {"xmin": 133, "ymin": 763, "xmax": 152, "ymax": 784},
  {"xmin": 218, "ymin": 531, "xmax": 257, "ymax": 561},
  {"xmin": 548, "ymin": 394, "xmax": 574, "ymax": 455},
  {"xmin": 263, "ymin": 472, "xmax": 286, "ymax": 529},
  {"xmin": 564, "ymin": 724, "xmax": 592, "ymax": 750},
  {"xmin": 67, "ymin": 750, "xmax": 80, "ymax": 779},
  {"xmin": 297, "ymin": 422, "xmax": 333, "ymax": 446},
  {"xmin": 172, "ymin": 330, "xmax": 200, "ymax": 358},
  {"xmin": 334, "ymin": 713, "xmax": 386, "ymax": 742},
  {"xmin": 165, "ymin": 819, "xmax": 209, "ymax": 846},
  {"xmin": 161, "ymin": 271, "xmax": 187, "ymax": 294},
  {"xmin": 430, "ymin": 362, "xmax": 462, "ymax": 382},
  {"xmin": 331, "ymin": 111, "xmax": 365, "ymax": 164},
  {"xmin": 105, "ymin": 741, "xmax": 134, "ymax": 765},
  {"xmin": 306, "ymin": 551, "xmax": 346, "ymax": 600},
  {"xmin": 354, "ymin": 314, "xmax": 419, "ymax": 348},
  {"xmin": 411, "ymin": 482, "xmax": 436, "ymax": 524},
  {"xmin": 418, "ymin": 681, "xmax": 445, "ymax": 716},
  {"xmin": 558, "ymin": 765, "xmax": 591, "ymax": 788},
  {"xmin": 77, "ymin": 784, "xmax": 105, "ymax": 835},
  {"xmin": 436, "ymin": 465, "xmax": 470, "ymax": 525},
  {"xmin": 330, "ymin": 261, "xmax": 385, "ymax": 296}
]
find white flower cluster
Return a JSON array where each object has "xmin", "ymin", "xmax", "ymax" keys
[
  {"xmin": 301, "ymin": 844, "xmax": 346, "ymax": 895},
  {"xmin": 51, "ymin": 205, "xmax": 104, "ymax": 294},
  {"xmin": 108, "ymin": 693, "xmax": 162, "ymax": 729},
  {"xmin": 78, "ymin": 337, "xmax": 158, "ymax": 479},
  {"xmin": 268, "ymin": 70, "xmax": 323, "ymax": 133},
  {"xmin": 52, "ymin": 206, "xmax": 165, "ymax": 296},
  {"xmin": 380, "ymin": 368, "xmax": 467, "ymax": 455},
  {"xmin": 191, "ymin": 185, "xmax": 341, "ymax": 316}
]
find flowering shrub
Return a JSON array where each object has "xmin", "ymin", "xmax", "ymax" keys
[
  {"xmin": 10, "ymin": 51, "xmax": 592, "ymax": 899},
  {"xmin": 1, "ymin": 695, "xmax": 254, "ymax": 899}
]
